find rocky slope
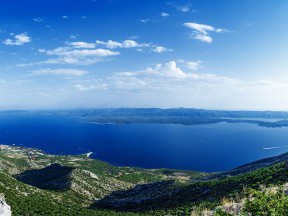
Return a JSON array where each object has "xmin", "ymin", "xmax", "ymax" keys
[
  {"xmin": 1, "ymin": 144, "xmax": 288, "ymax": 215},
  {"xmin": 0, "ymin": 195, "xmax": 11, "ymax": 216},
  {"xmin": 0, "ymin": 144, "xmax": 206, "ymax": 215}
]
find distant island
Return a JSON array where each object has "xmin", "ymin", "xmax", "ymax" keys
[{"xmin": 2, "ymin": 108, "xmax": 288, "ymax": 128}]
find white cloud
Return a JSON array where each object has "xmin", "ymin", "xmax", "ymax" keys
[
  {"xmin": 35, "ymin": 46, "xmax": 119, "ymax": 65},
  {"xmin": 183, "ymin": 23, "xmax": 225, "ymax": 34},
  {"xmin": 66, "ymin": 41, "xmax": 96, "ymax": 49},
  {"xmin": 123, "ymin": 40, "xmax": 144, "ymax": 48},
  {"xmin": 167, "ymin": 2, "xmax": 192, "ymax": 13},
  {"xmin": 115, "ymin": 61, "xmax": 199, "ymax": 79},
  {"xmin": 96, "ymin": 39, "xmax": 149, "ymax": 49},
  {"xmin": 152, "ymin": 46, "xmax": 172, "ymax": 53},
  {"xmin": 42, "ymin": 47, "xmax": 118, "ymax": 57},
  {"xmin": 74, "ymin": 84, "xmax": 94, "ymax": 91},
  {"xmin": 96, "ymin": 39, "xmax": 169, "ymax": 53},
  {"xmin": 62, "ymin": 15, "xmax": 68, "ymax": 19},
  {"xmin": 177, "ymin": 6, "xmax": 190, "ymax": 12},
  {"xmin": 193, "ymin": 34, "xmax": 213, "ymax": 43},
  {"xmin": 74, "ymin": 83, "xmax": 108, "ymax": 91},
  {"xmin": 161, "ymin": 12, "xmax": 170, "ymax": 17},
  {"xmin": 140, "ymin": 19, "xmax": 150, "ymax": 23},
  {"xmin": 33, "ymin": 18, "xmax": 44, "ymax": 22},
  {"xmin": 6, "ymin": 59, "xmax": 288, "ymax": 110},
  {"xmin": 178, "ymin": 60, "xmax": 201, "ymax": 70},
  {"xmin": 129, "ymin": 35, "xmax": 139, "ymax": 39},
  {"xmin": 107, "ymin": 61, "xmax": 288, "ymax": 110},
  {"xmin": 32, "ymin": 68, "xmax": 88, "ymax": 76},
  {"xmin": 3, "ymin": 33, "xmax": 31, "ymax": 46},
  {"xmin": 183, "ymin": 22, "xmax": 227, "ymax": 43},
  {"xmin": 106, "ymin": 61, "xmax": 243, "ymax": 99},
  {"xmin": 69, "ymin": 35, "xmax": 77, "ymax": 39},
  {"xmin": 102, "ymin": 64, "xmax": 288, "ymax": 116},
  {"xmin": 18, "ymin": 44, "xmax": 119, "ymax": 66},
  {"xmin": 17, "ymin": 38, "xmax": 167, "ymax": 66},
  {"xmin": 153, "ymin": 61, "xmax": 187, "ymax": 78},
  {"xmin": 96, "ymin": 40, "xmax": 121, "ymax": 49}
]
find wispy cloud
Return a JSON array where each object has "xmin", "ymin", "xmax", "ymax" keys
[
  {"xmin": 161, "ymin": 12, "xmax": 170, "ymax": 17},
  {"xmin": 152, "ymin": 46, "xmax": 172, "ymax": 53},
  {"xmin": 33, "ymin": 17, "xmax": 44, "ymax": 22},
  {"xmin": 178, "ymin": 60, "xmax": 201, "ymax": 70},
  {"xmin": 18, "ymin": 45, "xmax": 119, "ymax": 66},
  {"xmin": 69, "ymin": 35, "xmax": 77, "ymax": 39},
  {"xmin": 32, "ymin": 68, "xmax": 88, "ymax": 76},
  {"xmin": 18, "ymin": 38, "xmax": 168, "ymax": 67},
  {"xmin": 65, "ymin": 41, "xmax": 96, "ymax": 49},
  {"xmin": 140, "ymin": 19, "xmax": 150, "ymax": 23},
  {"xmin": 183, "ymin": 22, "xmax": 228, "ymax": 43},
  {"xmin": 38, "ymin": 47, "xmax": 119, "ymax": 65},
  {"xmin": 96, "ymin": 39, "xmax": 171, "ymax": 53},
  {"xmin": 167, "ymin": 2, "xmax": 192, "ymax": 13},
  {"xmin": 99, "ymin": 61, "xmax": 288, "ymax": 110},
  {"xmin": 113, "ymin": 61, "xmax": 233, "ymax": 81},
  {"xmin": 193, "ymin": 34, "xmax": 213, "ymax": 43},
  {"xmin": 74, "ymin": 83, "xmax": 108, "ymax": 91},
  {"xmin": 96, "ymin": 39, "xmax": 149, "ymax": 49},
  {"xmin": 177, "ymin": 6, "xmax": 190, "ymax": 12},
  {"xmin": 107, "ymin": 61, "xmax": 240, "ymax": 95},
  {"xmin": 3, "ymin": 33, "xmax": 31, "ymax": 46},
  {"xmin": 184, "ymin": 23, "xmax": 226, "ymax": 34}
]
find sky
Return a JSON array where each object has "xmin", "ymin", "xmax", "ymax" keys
[{"xmin": 1, "ymin": 0, "xmax": 288, "ymax": 110}]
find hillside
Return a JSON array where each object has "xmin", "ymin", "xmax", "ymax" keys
[{"xmin": 1, "ymin": 144, "xmax": 288, "ymax": 215}]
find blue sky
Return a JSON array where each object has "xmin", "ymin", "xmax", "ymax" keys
[{"xmin": 1, "ymin": 0, "xmax": 288, "ymax": 110}]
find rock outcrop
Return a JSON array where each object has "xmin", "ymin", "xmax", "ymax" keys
[{"xmin": 0, "ymin": 194, "xmax": 11, "ymax": 216}]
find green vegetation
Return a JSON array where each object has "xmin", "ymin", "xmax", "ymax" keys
[
  {"xmin": 243, "ymin": 188, "xmax": 288, "ymax": 215},
  {"xmin": 0, "ymin": 145, "xmax": 205, "ymax": 215},
  {"xmin": 1, "ymin": 144, "xmax": 288, "ymax": 215}
]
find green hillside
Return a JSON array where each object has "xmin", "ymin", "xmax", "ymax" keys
[{"xmin": 1, "ymin": 144, "xmax": 288, "ymax": 215}]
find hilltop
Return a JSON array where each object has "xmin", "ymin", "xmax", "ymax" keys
[{"xmin": 1, "ymin": 144, "xmax": 288, "ymax": 215}]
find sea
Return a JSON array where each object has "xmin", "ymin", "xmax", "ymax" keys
[{"xmin": 1, "ymin": 112, "xmax": 288, "ymax": 172}]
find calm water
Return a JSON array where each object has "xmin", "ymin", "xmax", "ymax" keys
[{"xmin": 1, "ymin": 113, "xmax": 288, "ymax": 172}]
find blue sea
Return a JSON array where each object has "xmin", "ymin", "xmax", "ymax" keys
[{"xmin": 1, "ymin": 113, "xmax": 288, "ymax": 172}]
